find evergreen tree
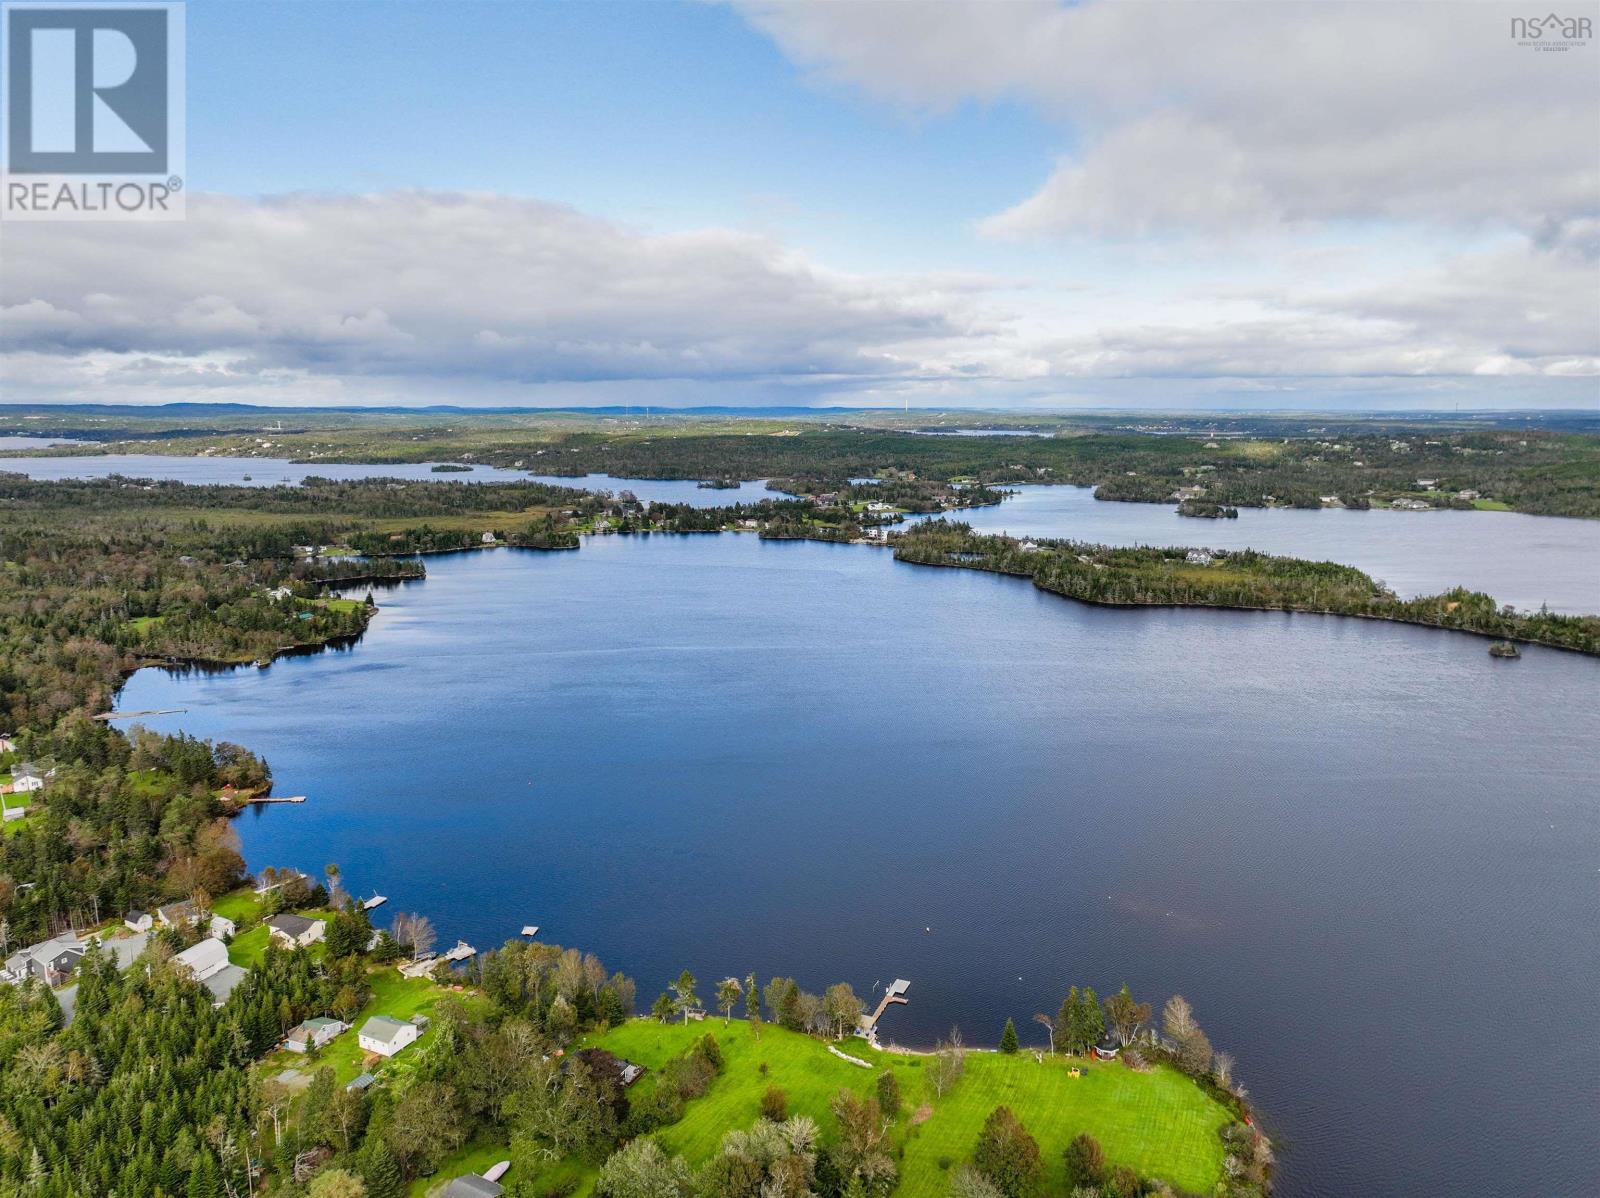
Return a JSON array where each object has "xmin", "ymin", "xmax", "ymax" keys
[{"xmin": 999, "ymin": 1018, "xmax": 1019, "ymax": 1054}]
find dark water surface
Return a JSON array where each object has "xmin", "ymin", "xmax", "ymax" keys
[{"xmin": 117, "ymin": 534, "xmax": 1599, "ymax": 1197}]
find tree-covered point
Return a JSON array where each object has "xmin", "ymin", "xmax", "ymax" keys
[{"xmin": 892, "ymin": 521, "xmax": 1600, "ymax": 655}]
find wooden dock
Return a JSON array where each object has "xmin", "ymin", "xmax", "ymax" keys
[
  {"xmin": 242, "ymin": 794, "xmax": 305, "ymax": 804},
  {"xmin": 93, "ymin": 708, "xmax": 186, "ymax": 721},
  {"xmin": 860, "ymin": 978, "xmax": 910, "ymax": 1033},
  {"xmin": 521, "ymin": 925, "xmax": 540, "ymax": 937}
]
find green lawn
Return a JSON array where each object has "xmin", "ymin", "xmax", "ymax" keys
[
  {"xmin": 585, "ymin": 1021, "xmax": 1230, "ymax": 1197},
  {"xmin": 211, "ymin": 887, "xmax": 265, "ymax": 923},
  {"xmin": 257, "ymin": 968, "xmax": 481, "ymax": 1088},
  {"xmin": 225, "ymin": 908, "xmax": 336, "ymax": 968}
]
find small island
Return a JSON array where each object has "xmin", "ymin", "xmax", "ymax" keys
[{"xmin": 430, "ymin": 462, "xmax": 474, "ymax": 473}]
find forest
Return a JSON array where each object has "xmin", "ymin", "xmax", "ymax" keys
[{"xmin": 891, "ymin": 523, "xmax": 1600, "ymax": 655}]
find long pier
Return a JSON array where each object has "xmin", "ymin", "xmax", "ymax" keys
[
  {"xmin": 93, "ymin": 708, "xmax": 186, "ymax": 721},
  {"xmin": 860, "ymin": 979, "xmax": 910, "ymax": 1034},
  {"xmin": 241, "ymin": 794, "xmax": 306, "ymax": 804}
]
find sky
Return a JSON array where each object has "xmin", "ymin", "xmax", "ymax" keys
[{"xmin": 2, "ymin": 0, "xmax": 1597, "ymax": 410}]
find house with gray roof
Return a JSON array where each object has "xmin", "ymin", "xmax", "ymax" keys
[
  {"xmin": 2, "ymin": 932, "xmax": 84, "ymax": 987},
  {"xmin": 358, "ymin": 1014, "xmax": 419, "ymax": 1057},
  {"xmin": 442, "ymin": 1176, "xmax": 503, "ymax": 1198},
  {"xmin": 266, "ymin": 913, "xmax": 326, "ymax": 949}
]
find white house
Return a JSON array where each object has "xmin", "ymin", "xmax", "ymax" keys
[
  {"xmin": 285, "ymin": 1016, "xmax": 348, "ymax": 1054},
  {"xmin": 10, "ymin": 763, "xmax": 48, "ymax": 794},
  {"xmin": 174, "ymin": 937, "xmax": 231, "ymax": 982},
  {"xmin": 209, "ymin": 914, "xmax": 237, "ymax": 939},
  {"xmin": 124, "ymin": 910, "xmax": 154, "ymax": 933},
  {"xmin": 358, "ymin": 1015, "xmax": 419, "ymax": 1057},
  {"xmin": 266, "ymin": 913, "xmax": 326, "ymax": 948},
  {"xmin": 267, "ymin": 586, "xmax": 294, "ymax": 601},
  {"xmin": 1185, "ymin": 549, "xmax": 1215, "ymax": 566}
]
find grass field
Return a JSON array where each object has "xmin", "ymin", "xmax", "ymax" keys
[
  {"xmin": 257, "ymin": 968, "xmax": 483, "ymax": 1090},
  {"xmin": 585, "ymin": 1020, "xmax": 1230, "ymax": 1196},
  {"xmin": 225, "ymin": 908, "xmax": 337, "ymax": 968},
  {"xmin": 211, "ymin": 887, "xmax": 265, "ymax": 923}
]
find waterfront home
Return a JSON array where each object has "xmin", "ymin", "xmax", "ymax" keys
[
  {"xmin": 2, "ymin": 932, "xmax": 85, "ymax": 986},
  {"xmin": 157, "ymin": 899, "xmax": 202, "ymax": 929},
  {"xmin": 209, "ymin": 913, "xmax": 237, "ymax": 939},
  {"xmin": 358, "ymin": 1014, "xmax": 420, "ymax": 1057},
  {"xmin": 442, "ymin": 1175, "xmax": 503, "ymax": 1198},
  {"xmin": 1185, "ymin": 549, "xmax": 1215, "ymax": 566},
  {"xmin": 285, "ymin": 1016, "xmax": 348, "ymax": 1054},
  {"xmin": 124, "ymin": 910, "xmax": 154, "ymax": 933},
  {"xmin": 481, "ymin": 531, "xmax": 497, "ymax": 544},
  {"xmin": 266, "ymin": 913, "xmax": 326, "ymax": 949},
  {"xmin": 1094, "ymin": 1030, "xmax": 1122, "ymax": 1061}
]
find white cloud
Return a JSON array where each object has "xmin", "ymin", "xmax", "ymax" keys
[
  {"xmin": 1, "ymin": 190, "xmax": 1592, "ymax": 409},
  {"xmin": 0, "ymin": 191, "xmax": 1009, "ymax": 394},
  {"xmin": 734, "ymin": 0, "xmax": 1599, "ymax": 239}
]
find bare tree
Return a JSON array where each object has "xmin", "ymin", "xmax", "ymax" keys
[
  {"xmin": 1032, "ymin": 1012, "xmax": 1056, "ymax": 1052},
  {"xmin": 1212, "ymin": 1050, "xmax": 1235, "ymax": 1088},
  {"xmin": 409, "ymin": 914, "xmax": 436, "ymax": 961},
  {"xmin": 1163, "ymin": 994, "xmax": 1197, "ymax": 1043},
  {"xmin": 928, "ymin": 1028, "xmax": 966, "ymax": 1097}
]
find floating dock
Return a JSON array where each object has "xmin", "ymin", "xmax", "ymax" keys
[
  {"xmin": 441, "ymin": 939, "xmax": 477, "ymax": 963},
  {"xmin": 362, "ymin": 895, "xmax": 387, "ymax": 910},
  {"xmin": 521, "ymin": 925, "xmax": 540, "ymax": 937}
]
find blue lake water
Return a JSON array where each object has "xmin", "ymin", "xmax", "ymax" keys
[
  {"xmin": 932, "ymin": 485, "xmax": 1600, "ymax": 614},
  {"xmin": 116, "ymin": 533, "xmax": 1600, "ymax": 1198},
  {"xmin": 6, "ymin": 451, "xmax": 1594, "ymax": 611}
]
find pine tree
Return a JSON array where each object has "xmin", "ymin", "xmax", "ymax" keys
[
  {"xmin": 358, "ymin": 1138, "xmax": 404, "ymax": 1198},
  {"xmin": 1057, "ymin": 989, "xmax": 1079, "ymax": 1054},
  {"xmin": 999, "ymin": 1018, "xmax": 1019, "ymax": 1054}
]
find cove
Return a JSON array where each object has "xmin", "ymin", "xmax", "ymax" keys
[{"xmin": 114, "ymin": 533, "xmax": 1600, "ymax": 1198}]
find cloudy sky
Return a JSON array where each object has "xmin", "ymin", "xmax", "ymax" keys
[{"xmin": 3, "ymin": 0, "xmax": 1596, "ymax": 409}]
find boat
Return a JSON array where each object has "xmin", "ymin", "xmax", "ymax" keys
[
  {"xmin": 242, "ymin": 473, "xmax": 252, "ymax": 481},
  {"xmin": 1488, "ymin": 641, "xmax": 1521, "ymax": 659}
]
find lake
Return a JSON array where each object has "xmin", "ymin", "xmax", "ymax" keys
[
  {"xmin": 6, "ymin": 452, "xmax": 1595, "ymax": 611},
  {"xmin": 116, "ymin": 533, "xmax": 1600, "ymax": 1198},
  {"xmin": 925, "ymin": 486, "xmax": 1600, "ymax": 613}
]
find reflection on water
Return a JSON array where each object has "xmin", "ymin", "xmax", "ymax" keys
[{"xmin": 116, "ymin": 535, "xmax": 1600, "ymax": 1198}]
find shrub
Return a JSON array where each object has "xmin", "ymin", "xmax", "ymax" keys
[
  {"xmin": 876, "ymin": 1070, "xmax": 902, "ymax": 1119},
  {"xmin": 760, "ymin": 1086, "xmax": 788, "ymax": 1123},
  {"xmin": 1062, "ymin": 1134, "xmax": 1106, "ymax": 1190},
  {"xmin": 971, "ymin": 1106, "xmax": 1041, "ymax": 1198}
]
